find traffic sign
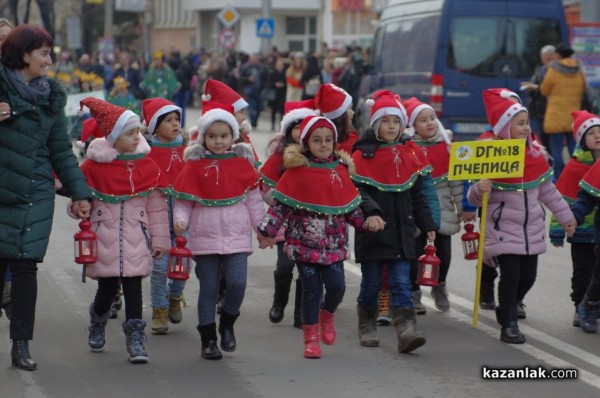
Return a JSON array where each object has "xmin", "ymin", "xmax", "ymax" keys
[
  {"xmin": 217, "ymin": 5, "xmax": 240, "ymax": 28},
  {"xmin": 256, "ymin": 18, "xmax": 275, "ymax": 38},
  {"xmin": 218, "ymin": 28, "xmax": 238, "ymax": 50}
]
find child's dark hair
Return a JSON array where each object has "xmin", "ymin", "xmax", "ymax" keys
[
  {"xmin": 154, "ymin": 111, "xmax": 181, "ymax": 133},
  {"xmin": 330, "ymin": 113, "xmax": 355, "ymax": 144},
  {"xmin": 270, "ymin": 119, "xmax": 302, "ymax": 155}
]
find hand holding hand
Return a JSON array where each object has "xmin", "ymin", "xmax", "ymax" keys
[
  {"xmin": 153, "ymin": 250, "xmax": 166, "ymax": 259},
  {"xmin": 257, "ymin": 233, "xmax": 274, "ymax": 249},
  {"xmin": 174, "ymin": 221, "xmax": 187, "ymax": 236},
  {"xmin": 563, "ymin": 218, "xmax": 577, "ymax": 238},
  {"xmin": 364, "ymin": 215, "xmax": 386, "ymax": 232},
  {"xmin": 71, "ymin": 200, "xmax": 91, "ymax": 219}
]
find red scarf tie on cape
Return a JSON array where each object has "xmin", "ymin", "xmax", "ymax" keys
[
  {"xmin": 173, "ymin": 153, "xmax": 260, "ymax": 206},
  {"xmin": 147, "ymin": 142, "xmax": 185, "ymax": 186},
  {"xmin": 351, "ymin": 142, "xmax": 431, "ymax": 191},
  {"xmin": 81, "ymin": 154, "xmax": 169, "ymax": 203},
  {"xmin": 273, "ymin": 159, "xmax": 361, "ymax": 215}
]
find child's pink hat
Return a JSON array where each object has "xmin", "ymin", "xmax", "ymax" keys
[
  {"xmin": 572, "ymin": 110, "xmax": 600, "ymax": 147},
  {"xmin": 482, "ymin": 89, "xmax": 527, "ymax": 136},
  {"xmin": 80, "ymin": 97, "xmax": 140, "ymax": 144},
  {"xmin": 141, "ymin": 98, "xmax": 182, "ymax": 134},
  {"xmin": 202, "ymin": 79, "xmax": 248, "ymax": 113},
  {"xmin": 197, "ymin": 101, "xmax": 239, "ymax": 144},
  {"xmin": 314, "ymin": 83, "xmax": 352, "ymax": 120},
  {"xmin": 280, "ymin": 99, "xmax": 318, "ymax": 135},
  {"xmin": 299, "ymin": 115, "xmax": 337, "ymax": 150}
]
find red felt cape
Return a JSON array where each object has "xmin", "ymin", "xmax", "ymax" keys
[
  {"xmin": 147, "ymin": 143, "xmax": 185, "ymax": 185},
  {"xmin": 556, "ymin": 159, "xmax": 591, "ymax": 200},
  {"xmin": 336, "ymin": 131, "xmax": 359, "ymax": 154},
  {"xmin": 259, "ymin": 151, "xmax": 284, "ymax": 188},
  {"xmin": 490, "ymin": 151, "xmax": 553, "ymax": 190},
  {"xmin": 351, "ymin": 143, "xmax": 426, "ymax": 191},
  {"xmin": 172, "ymin": 154, "xmax": 260, "ymax": 206},
  {"xmin": 273, "ymin": 159, "xmax": 361, "ymax": 214},
  {"xmin": 81, "ymin": 154, "xmax": 168, "ymax": 202},
  {"xmin": 580, "ymin": 160, "xmax": 600, "ymax": 198},
  {"xmin": 417, "ymin": 141, "xmax": 450, "ymax": 182}
]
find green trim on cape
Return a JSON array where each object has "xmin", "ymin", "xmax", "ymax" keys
[
  {"xmin": 491, "ymin": 168, "xmax": 554, "ymax": 191},
  {"xmin": 172, "ymin": 189, "xmax": 253, "ymax": 207},
  {"xmin": 580, "ymin": 180, "xmax": 600, "ymax": 198},
  {"xmin": 91, "ymin": 188, "xmax": 153, "ymax": 203},
  {"xmin": 351, "ymin": 173, "xmax": 418, "ymax": 192},
  {"xmin": 273, "ymin": 191, "xmax": 361, "ymax": 215}
]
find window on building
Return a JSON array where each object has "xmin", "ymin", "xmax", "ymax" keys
[{"xmin": 286, "ymin": 16, "xmax": 317, "ymax": 52}]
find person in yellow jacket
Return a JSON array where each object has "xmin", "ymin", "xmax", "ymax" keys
[{"xmin": 540, "ymin": 43, "xmax": 586, "ymax": 179}]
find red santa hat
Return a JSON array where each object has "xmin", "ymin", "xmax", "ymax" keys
[
  {"xmin": 365, "ymin": 90, "xmax": 407, "ymax": 127},
  {"xmin": 202, "ymin": 79, "xmax": 248, "ymax": 113},
  {"xmin": 80, "ymin": 97, "xmax": 140, "ymax": 144},
  {"xmin": 141, "ymin": 98, "xmax": 182, "ymax": 134},
  {"xmin": 299, "ymin": 115, "xmax": 337, "ymax": 151},
  {"xmin": 486, "ymin": 88, "xmax": 522, "ymax": 104},
  {"xmin": 280, "ymin": 99, "xmax": 318, "ymax": 136},
  {"xmin": 482, "ymin": 89, "xmax": 527, "ymax": 136},
  {"xmin": 314, "ymin": 83, "xmax": 353, "ymax": 120},
  {"xmin": 197, "ymin": 101, "xmax": 240, "ymax": 144},
  {"xmin": 81, "ymin": 118, "xmax": 102, "ymax": 143},
  {"xmin": 403, "ymin": 96, "xmax": 451, "ymax": 144},
  {"xmin": 572, "ymin": 110, "xmax": 600, "ymax": 147}
]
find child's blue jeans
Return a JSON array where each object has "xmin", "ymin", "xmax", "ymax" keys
[
  {"xmin": 357, "ymin": 260, "xmax": 412, "ymax": 309},
  {"xmin": 296, "ymin": 261, "xmax": 346, "ymax": 325}
]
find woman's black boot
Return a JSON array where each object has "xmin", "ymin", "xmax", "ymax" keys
[{"xmin": 11, "ymin": 340, "xmax": 37, "ymax": 370}]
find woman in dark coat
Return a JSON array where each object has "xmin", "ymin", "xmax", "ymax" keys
[{"xmin": 0, "ymin": 25, "xmax": 91, "ymax": 371}]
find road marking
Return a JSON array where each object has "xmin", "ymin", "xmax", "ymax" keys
[{"xmin": 343, "ymin": 259, "xmax": 600, "ymax": 389}]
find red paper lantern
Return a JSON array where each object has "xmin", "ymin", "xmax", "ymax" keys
[
  {"xmin": 416, "ymin": 243, "xmax": 440, "ymax": 286},
  {"xmin": 167, "ymin": 236, "xmax": 192, "ymax": 280},
  {"xmin": 74, "ymin": 219, "xmax": 98, "ymax": 264},
  {"xmin": 461, "ymin": 223, "xmax": 480, "ymax": 260}
]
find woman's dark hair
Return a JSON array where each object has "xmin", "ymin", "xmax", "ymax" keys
[
  {"xmin": 555, "ymin": 43, "xmax": 574, "ymax": 59},
  {"xmin": 155, "ymin": 111, "xmax": 181, "ymax": 133},
  {"xmin": 1, "ymin": 24, "xmax": 53, "ymax": 69},
  {"xmin": 330, "ymin": 113, "xmax": 354, "ymax": 143}
]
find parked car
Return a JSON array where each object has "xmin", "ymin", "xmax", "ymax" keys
[{"xmin": 356, "ymin": 0, "xmax": 568, "ymax": 140}]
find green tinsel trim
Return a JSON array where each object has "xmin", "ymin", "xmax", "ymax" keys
[{"xmin": 272, "ymin": 191, "xmax": 361, "ymax": 215}]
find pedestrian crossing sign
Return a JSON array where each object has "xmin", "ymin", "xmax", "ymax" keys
[{"xmin": 256, "ymin": 18, "xmax": 275, "ymax": 38}]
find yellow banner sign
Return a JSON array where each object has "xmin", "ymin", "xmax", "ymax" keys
[{"xmin": 448, "ymin": 139, "xmax": 526, "ymax": 180}]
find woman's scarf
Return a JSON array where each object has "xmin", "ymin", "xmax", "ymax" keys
[{"xmin": 5, "ymin": 67, "xmax": 51, "ymax": 104}]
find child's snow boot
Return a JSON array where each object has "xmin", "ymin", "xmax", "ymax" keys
[
  {"xmin": 88, "ymin": 304, "xmax": 111, "ymax": 352},
  {"xmin": 168, "ymin": 293, "xmax": 186, "ymax": 324},
  {"xmin": 357, "ymin": 304, "xmax": 379, "ymax": 347},
  {"xmin": 302, "ymin": 324, "xmax": 321, "ymax": 358},
  {"xmin": 392, "ymin": 307, "xmax": 426, "ymax": 353},
  {"xmin": 319, "ymin": 309, "xmax": 336, "ymax": 345},
  {"xmin": 197, "ymin": 323, "xmax": 222, "ymax": 360},
  {"xmin": 122, "ymin": 319, "xmax": 148, "ymax": 363},
  {"xmin": 151, "ymin": 307, "xmax": 169, "ymax": 334}
]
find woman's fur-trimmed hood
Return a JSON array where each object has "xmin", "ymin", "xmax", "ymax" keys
[
  {"xmin": 86, "ymin": 135, "xmax": 151, "ymax": 163},
  {"xmin": 183, "ymin": 140, "xmax": 256, "ymax": 165},
  {"xmin": 282, "ymin": 143, "xmax": 355, "ymax": 174}
]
